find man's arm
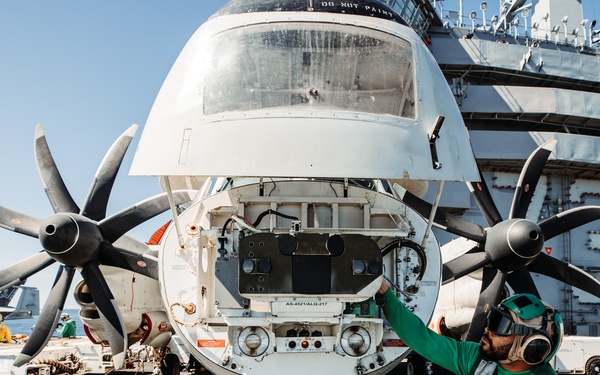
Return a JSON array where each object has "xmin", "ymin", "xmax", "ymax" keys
[
  {"xmin": 57, "ymin": 323, "xmax": 68, "ymax": 337},
  {"xmin": 381, "ymin": 286, "xmax": 480, "ymax": 375}
]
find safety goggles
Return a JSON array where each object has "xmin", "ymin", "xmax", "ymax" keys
[{"xmin": 486, "ymin": 306, "xmax": 536, "ymax": 336}]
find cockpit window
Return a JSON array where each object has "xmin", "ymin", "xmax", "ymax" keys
[{"xmin": 202, "ymin": 23, "xmax": 415, "ymax": 118}]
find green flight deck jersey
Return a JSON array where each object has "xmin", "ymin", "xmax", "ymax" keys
[
  {"xmin": 57, "ymin": 319, "xmax": 76, "ymax": 338},
  {"xmin": 381, "ymin": 289, "xmax": 558, "ymax": 375}
]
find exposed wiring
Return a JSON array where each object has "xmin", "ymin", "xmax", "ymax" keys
[
  {"xmin": 252, "ymin": 209, "xmax": 299, "ymax": 227},
  {"xmin": 381, "ymin": 239, "xmax": 427, "ymax": 295},
  {"xmin": 329, "ymin": 180, "xmax": 339, "ymax": 197},
  {"xmin": 221, "ymin": 217, "xmax": 234, "ymax": 237},
  {"xmin": 268, "ymin": 178, "xmax": 277, "ymax": 196},
  {"xmin": 169, "ymin": 302, "xmax": 198, "ymax": 327},
  {"xmin": 130, "ymin": 274, "xmax": 136, "ymax": 311},
  {"xmin": 231, "ymin": 215, "xmax": 261, "ymax": 233}
]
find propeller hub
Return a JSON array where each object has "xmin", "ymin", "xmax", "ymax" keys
[
  {"xmin": 485, "ymin": 219, "xmax": 544, "ymax": 271},
  {"xmin": 39, "ymin": 213, "xmax": 103, "ymax": 266}
]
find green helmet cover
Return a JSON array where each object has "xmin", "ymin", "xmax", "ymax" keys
[
  {"xmin": 501, "ymin": 293, "xmax": 564, "ymax": 364},
  {"xmin": 500, "ymin": 294, "xmax": 546, "ymax": 320}
]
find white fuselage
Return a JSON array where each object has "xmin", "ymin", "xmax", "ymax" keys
[{"xmin": 130, "ymin": 2, "xmax": 479, "ymax": 374}]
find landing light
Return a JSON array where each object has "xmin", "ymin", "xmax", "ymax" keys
[
  {"xmin": 352, "ymin": 260, "xmax": 366, "ymax": 274},
  {"xmin": 243, "ymin": 335, "xmax": 260, "ymax": 351},
  {"xmin": 238, "ymin": 327, "xmax": 269, "ymax": 357},
  {"xmin": 352, "ymin": 259, "xmax": 381, "ymax": 275},
  {"xmin": 340, "ymin": 326, "xmax": 371, "ymax": 357},
  {"xmin": 242, "ymin": 259, "xmax": 255, "ymax": 273}
]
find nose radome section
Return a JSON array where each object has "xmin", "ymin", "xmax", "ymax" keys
[{"xmin": 507, "ymin": 219, "xmax": 544, "ymax": 259}]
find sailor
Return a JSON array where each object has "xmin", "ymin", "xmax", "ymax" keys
[
  {"xmin": 56, "ymin": 313, "xmax": 76, "ymax": 338},
  {"xmin": 377, "ymin": 281, "xmax": 563, "ymax": 375},
  {"xmin": 0, "ymin": 315, "xmax": 13, "ymax": 344}
]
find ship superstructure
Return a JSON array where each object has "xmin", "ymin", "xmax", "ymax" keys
[{"xmin": 382, "ymin": 0, "xmax": 600, "ymax": 337}]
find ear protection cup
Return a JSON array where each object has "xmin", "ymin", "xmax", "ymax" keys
[
  {"xmin": 544, "ymin": 307, "xmax": 564, "ymax": 364},
  {"xmin": 519, "ymin": 332, "xmax": 552, "ymax": 365}
]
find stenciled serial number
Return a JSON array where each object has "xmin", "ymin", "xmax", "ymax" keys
[{"xmin": 285, "ymin": 302, "xmax": 329, "ymax": 307}]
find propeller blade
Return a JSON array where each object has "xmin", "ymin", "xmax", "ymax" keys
[
  {"xmin": 99, "ymin": 190, "xmax": 194, "ymax": 243},
  {"xmin": 0, "ymin": 206, "xmax": 42, "ymax": 238},
  {"xmin": 509, "ymin": 139, "xmax": 557, "ymax": 219},
  {"xmin": 80, "ymin": 125, "xmax": 138, "ymax": 221},
  {"xmin": 99, "ymin": 242, "xmax": 159, "ymax": 280},
  {"xmin": 0, "ymin": 252, "xmax": 55, "ymax": 290},
  {"xmin": 527, "ymin": 253, "xmax": 600, "ymax": 298},
  {"xmin": 468, "ymin": 166, "xmax": 504, "ymax": 227},
  {"xmin": 465, "ymin": 267, "xmax": 506, "ymax": 342},
  {"xmin": 14, "ymin": 266, "xmax": 74, "ymax": 367},
  {"xmin": 395, "ymin": 186, "xmax": 485, "ymax": 243},
  {"xmin": 442, "ymin": 249, "xmax": 490, "ymax": 285},
  {"xmin": 80, "ymin": 262, "xmax": 127, "ymax": 369},
  {"xmin": 506, "ymin": 268, "xmax": 540, "ymax": 297},
  {"xmin": 539, "ymin": 206, "xmax": 600, "ymax": 241},
  {"xmin": 34, "ymin": 124, "xmax": 80, "ymax": 214}
]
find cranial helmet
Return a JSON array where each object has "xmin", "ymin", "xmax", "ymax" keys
[{"xmin": 487, "ymin": 293, "xmax": 563, "ymax": 365}]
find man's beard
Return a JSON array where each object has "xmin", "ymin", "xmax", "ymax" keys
[{"xmin": 479, "ymin": 333, "xmax": 513, "ymax": 361}]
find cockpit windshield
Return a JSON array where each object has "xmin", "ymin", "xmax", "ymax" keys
[{"xmin": 202, "ymin": 22, "xmax": 415, "ymax": 118}]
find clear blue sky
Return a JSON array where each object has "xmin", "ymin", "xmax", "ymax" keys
[
  {"xmin": 0, "ymin": 1, "xmax": 228, "ymax": 309},
  {"xmin": 0, "ymin": 0, "xmax": 598, "ymax": 310}
]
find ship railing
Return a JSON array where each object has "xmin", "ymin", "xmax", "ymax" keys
[{"xmin": 435, "ymin": 6, "xmax": 600, "ymax": 50}]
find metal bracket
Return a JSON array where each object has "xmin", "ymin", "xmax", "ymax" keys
[{"xmin": 428, "ymin": 116, "xmax": 445, "ymax": 170}]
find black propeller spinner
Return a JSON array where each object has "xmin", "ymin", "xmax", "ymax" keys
[
  {"xmin": 0, "ymin": 125, "xmax": 192, "ymax": 368},
  {"xmin": 398, "ymin": 139, "xmax": 600, "ymax": 342}
]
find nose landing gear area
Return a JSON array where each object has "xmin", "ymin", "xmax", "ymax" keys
[{"xmin": 159, "ymin": 181, "xmax": 442, "ymax": 375}]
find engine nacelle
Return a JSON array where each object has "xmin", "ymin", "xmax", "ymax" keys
[
  {"xmin": 74, "ymin": 265, "xmax": 169, "ymax": 348},
  {"xmin": 140, "ymin": 312, "xmax": 173, "ymax": 348}
]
